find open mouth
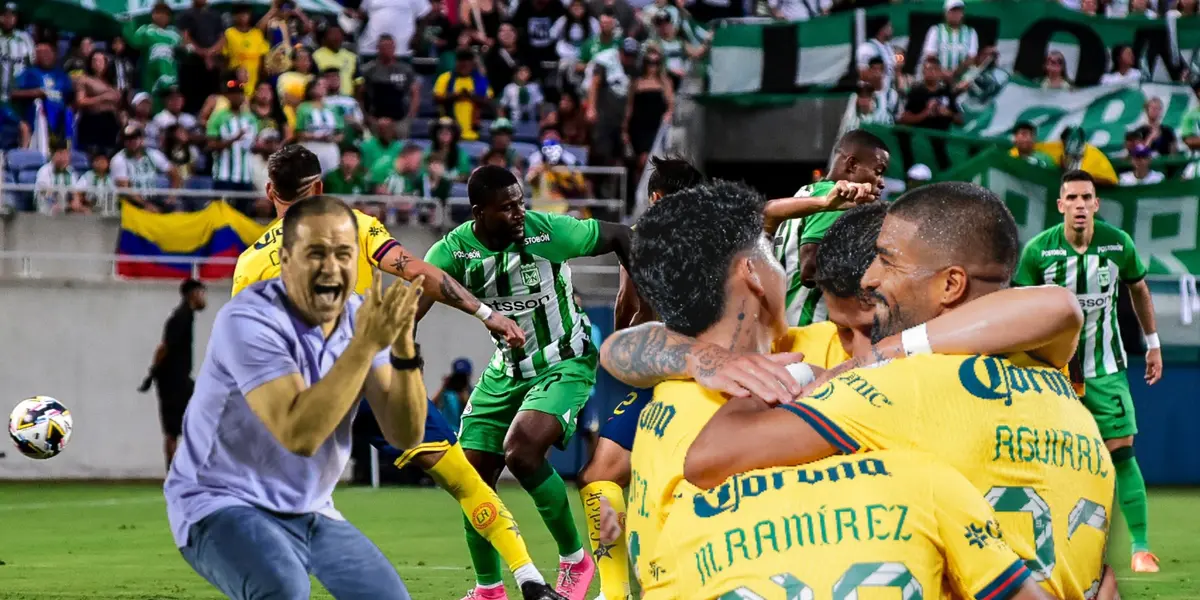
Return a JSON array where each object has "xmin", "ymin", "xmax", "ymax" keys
[{"xmin": 313, "ymin": 284, "xmax": 342, "ymax": 304}]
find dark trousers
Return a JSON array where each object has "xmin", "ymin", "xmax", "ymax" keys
[{"xmin": 155, "ymin": 376, "xmax": 194, "ymax": 438}]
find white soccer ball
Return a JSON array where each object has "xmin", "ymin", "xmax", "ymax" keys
[
  {"xmin": 786, "ymin": 362, "xmax": 816, "ymax": 387},
  {"xmin": 8, "ymin": 396, "xmax": 73, "ymax": 459}
]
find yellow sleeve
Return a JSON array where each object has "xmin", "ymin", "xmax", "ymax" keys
[
  {"xmin": 779, "ymin": 360, "xmax": 915, "ymax": 454},
  {"xmin": 223, "ymin": 29, "xmax": 234, "ymax": 58},
  {"xmin": 433, "ymin": 73, "xmax": 450, "ymax": 96},
  {"xmin": 356, "ymin": 212, "xmax": 401, "ymax": 267},
  {"xmin": 253, "ymin": 30, "xmax": 270, "ymax": 54},
  {"xmin": 931, "ymin": 461, "xmax": 1033, "ymax": 600}
]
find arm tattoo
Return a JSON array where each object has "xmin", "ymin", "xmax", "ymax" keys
[
  {"xmin": 438, "ymin": 273, "xmax": 473, "ymax": 312},
  {"xmin": 390, "ymin": 251, "xmax": 413, "ymax": 274},
  {"xmin": 603, "ymin": 324, "xmax": 694, "ymax": 388}
]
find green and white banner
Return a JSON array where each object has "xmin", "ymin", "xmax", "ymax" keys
[
  {"xmin": 959, "ymin": 81, "xmax": 1200, "ymax": 155},
  {"xmin": 707, "ymin": 0, "xmax": 1200, "ymax": 98},
  {"xmin": 939, "ymin": 150, "xmax": 1200, "ymax": 276}
]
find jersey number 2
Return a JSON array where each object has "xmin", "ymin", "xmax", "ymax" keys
[{"xmin": 719, "ymin": 562, "xmax": 923, "ymax": 599}]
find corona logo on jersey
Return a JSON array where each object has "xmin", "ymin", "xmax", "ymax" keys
[
  {"xmin": 691, "ymin": 459, "xmax": 894, "ymax": 518},
  {"xmin": 637, "ymin": 401, "xmax": 676, "ymax": 439},
  {"xmin": 958, "ymin": 355, "xmax": 1076, "ymax": 406}
]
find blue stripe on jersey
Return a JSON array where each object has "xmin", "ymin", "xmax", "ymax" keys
[
  {"xmin": 976, "ymin": 560, "xmax": 1031, "ymax": 600},
  {"xmin": 779, "ymin": 403, "xmax": 862, "ymax": 454}
]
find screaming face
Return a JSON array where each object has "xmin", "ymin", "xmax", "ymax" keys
[{"xmin": 280, "ymin": 213, "xmax": 359, "ymax": 326}]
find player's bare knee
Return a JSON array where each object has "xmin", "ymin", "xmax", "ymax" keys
[{"xmin": 502, "ymin": 441, "xmax": 543, "ymax": 480}]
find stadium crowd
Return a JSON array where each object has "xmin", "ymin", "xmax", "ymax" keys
[{"xmin": 0, "ymin": 0, "xmax": 715, "ymax": 221}]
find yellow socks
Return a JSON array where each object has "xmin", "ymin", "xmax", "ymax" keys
[
  {"xmin": 428, "ymin": 444, "xmax": 536, "ymax": 577},
  {"xmin": 581, "ymin": 481, "xmax": 632, "ymax": 600}
]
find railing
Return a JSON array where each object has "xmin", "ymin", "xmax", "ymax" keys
[{"xmin": 0, "ymin": 251, "xmax": 623, "ymax": 281}]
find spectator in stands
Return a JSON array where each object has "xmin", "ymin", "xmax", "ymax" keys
[
  {"xmin": 72, "ymin": 151, "xmax": 115, "ymax": 213},
  {"xmin": 861, "ymin": 57, "xmax": 898, "ymax": 124},
  {"xmin": 223, "ymin": 3, "xmax": 271, "ymax": 95},
  {"xmin": 1120, "ymin": 144, "xmax": 1165, "ymax": 186},
  {"xmin": 208, "ymin": 79, "xmax": 260, "ymax": 205},
  {"xmin": 34, "ymin": 141, "xmax": 74, "ymax": 214},
  {"xmin": 277, "ymin": 47, "xmax": 315, "ymax": 128},
  {"xmin": 73, "ymin": 50, "xmax": 122, "ymax": 156},
  {"xmin": 125, "ymin": 3, "xmax": 181, "ymax": 105},
  {"xmin": 165, "ymin": 124, "xmax": 202, "ymax": 187},
  {"xmin": 420, "ymin": 0, "xmax": 463, "ymax": 68},
  {"xmin": 1102, "ymin": 45, "xmax": 1144, "ymax": 86},
  {"xmin": 484, "ymin": 23, "xmax": 523, "ymax": 92},
  {"xmin": 900, "ymin": 56, "xmax": 961, "ymax": 130},
  {"xmin": 588, "ymin": 0, "xmax": 635, "ymax": 34},
  {"xmin": 362, "ymin": 117, "xmax": 404, "ymax": 177},
  {"xmin": 361, "ymin": 35, "xmax": 421, "ymax": 139},
  {"xmin": 553, "ymin": 0, "xmax": 601, "ymax": 88},
  {"xmin": 428, "ymin": 116, "xmax": 474, "ymax": 180},
  {"xmin": 513, "ymin": 0, "xmax": 567, "ymax": 68},
  {"xmin": 324, "ymin": 145, "xmax": 370, "ymax": 194},
  {"xmin": 1044, "ymin": 125, "xmax": 1119, "ymax": 185},
  {"xmin": 624, "ymin": 46, "xmax": 672, "ymax": 179},
  {"xmin": 1010, "ymin": 121, "xmax": 1056, "ymax": 168},
  {"xmin": 486, "ymin": 118, "xmax": 525, "ymax": 171},
  {"xmin": 293, "ymin": 80, "xmax": 342, "ymax": 173},
  {"xmin": 647, "ymin": 13, "xmax": 703, "ymax": 86},
  {"xmin": 527, "ymin": 136, "xmax": 587, "ymax": 213},
  {"xmin": 249, "ymin": 81, "xmax": 281, "ymax": 133},
  {"xmin": 13, "ymin": 41, "xmax": 70, "ymax": 149},
  {"xmin": 856, "ymin": 17, "xmax": 895, "ymax": 92},
  {"xmin": 62, "ymin": 35, "xmax": 94, "ymax": 76},
  {"xmin": 768, "ymin": 0, "xmax": 830, "ymax": 21},
  {"xmin": 433, "ymin": 358, "xmax": 474, "ymax": 434},
  {"xmin": 1078, "ymin": 0, "xmax": 1100, "ymax": 15},
  {"xmin": 112, "ymin": 125, "xmax": 179, "ymax": 212},
  {"xmin": 587, "ymin": 37, "xmax": 638, "ymax": 198},
  {"xmin": 461, "ymin": 0, "xmax": 504, "ymax": 47},
  {"xmin": 500, "ymin": 63, "xmax": 545, "ymax": 123},
  {"xmin": 543, "ymin": 88, "xmax": 590, "ymax": 146},
  {"xmin": 1135, "ymin": 96, "xmax": 1177, "ymax": 156},
  {"xmin": 1121, "ymin": 129, "xmax": 1146, "ymax": 160},
  {"xmin": 419, "ymin": 155, "xmax": 453, "ymax": 223},
  {"xmin": 128, "ymin": 92, "xmax": 154, "ymax": 135},
  {"xmin": 1128, "ymin": 0, "xmax": 1158, "ymax": 17},
  {"xmin": 109, "ymin": 35, "xmax": 136, "ymax": 95},
  {"xmin": 956, "ymin": 44, "xmax": 1009, "ymax": 108},
  {"xmin": 356, "ymin": 0, "xmax": 431, "ymax": 61},
  {"xmin": 320, "ymin": 68, "xmax": 365, "ymax": 146},
  {"xmin": 1181, "ymin": 82, "xmax": 1200, "ymax": 178},
  {"xmin": 177, "ymin": 0, "xmax": 225, "ymax": 114},
  {"xmin": 0, "ymin": 3, "xmax": 35, "ymax": 106},
  {"xmin": 922, "ymin": 0, "xmax": 978, "ymax": 81},
  {"xmin": 148, "ymin": 87, "xmax": 199, "ymax": 151},
  {"xmin": 434, "ymin": 48, "xmax": 493, "ymax": 141},
  {"xmin": 840, "ymin": 83, "xmax": 889, "ymax": 135},
  {"xmin": 375, "ymin": 142, "xmax": 427, "ymax": 219},
  {"xmin": 1175, "ymin": 0, "xmax": 1198, "ymax": 16},
  {"xmin": 248, "ymin": 127, "xmax": 280, "ymax": 192},
  {"xmin": 313, "ymin": 24, "xmax": 356, "ymax": 97},
  {"xmin": 1040, "ymin": 50, "xmax": 1073, "ymax": 90}
]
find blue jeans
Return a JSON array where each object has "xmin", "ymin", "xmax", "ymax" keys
[{"xmin": 180, "ymin": 506, "xmax": 411, "ymax": 600}]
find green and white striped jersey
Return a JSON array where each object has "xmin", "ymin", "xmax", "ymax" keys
[
  {"xmin": 425, "ymin": 211, "xmax": 600, "ymax": 379},
  {"xmin": 772, "ymin": 180, "xmax": 836, "ymax": 326},
  {"xmin": 296, "ymin": 102, "xmax": 343, "ymax": 138},
  {"xmin": 1013, "ymin": 221, "xmax": 1148, "ymax": 378},
  {"xmin": 207, "ymin": 107, "xmax": 259, "ymax": 184},
  {"xmin": 0, "ymin": 30, "xmax": 33, "ymax": 101},
  {"xmin": 1179, "ymin": 107, "xmax": 1200, "ymax": 179},
  {"xmin": 920, "ymin": 23, "xmax": 979, "ymax": 72},
  {"xmin": 33, "ymin": 163, "xmax": 74, "ymax": 213}
]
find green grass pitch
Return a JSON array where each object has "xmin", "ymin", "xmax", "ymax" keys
[{"xmin": 0, "ymin": 482, "xmax": 1195, "ymax": 599}]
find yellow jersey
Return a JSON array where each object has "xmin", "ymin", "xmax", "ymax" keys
[
  {"xmin": 660, "ymin": 450, "xmax": 1034, "ymax": 600},
  {"xmin": 223, "ymin": 27, "xmax": 270, "ymax": 93},
  {"xmin": 231, "ymin": 209, "xmax": 400, "ymax": 297},
  {"xmin": 787, "ymin": 352, "xmax": 1114, "ymax": 599},
  {"xmin": 626, "ymin": 323, "xmax": 850, "ymax": 597}
]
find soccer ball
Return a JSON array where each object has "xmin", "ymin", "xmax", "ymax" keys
[{"xmin": 8, "ymin": 396, "xmax": 73, "ymax": 459}]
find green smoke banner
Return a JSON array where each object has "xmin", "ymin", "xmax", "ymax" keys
[
  {"xmin": 707, "ymin": 0, "xmax": 1200, "ymax": 97},
  {"xmin": 938, "ymin": 150, "xmax": 1200, "ymax": 276}
]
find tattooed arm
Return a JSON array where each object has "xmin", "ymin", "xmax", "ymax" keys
[
  {"xmin": 378, "ymin": 244, "xmax": 526, "ymax": 346},
  {"xmin": 599, "ymin": 322, "xmax": 805, "ymax": 403}
]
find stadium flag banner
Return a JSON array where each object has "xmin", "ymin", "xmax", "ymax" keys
[
  {"xmin": 116, "ymin": 200, "xmax": 267, "ymax": 280},
  {"xmin": 939, "ymin": 150, "xmax": 1200, "ymax": 276},
  {"xmin": 705, "ymin": 0, "xmax": 1200, "ymax": 99},
  {"xmin": 859, "ymin": 124, "xmax": 1006, "ymax": 183}
]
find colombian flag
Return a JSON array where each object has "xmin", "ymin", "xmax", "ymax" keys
[{"xmin": 116, "ymin": 201, "xmax": 267, "ymax": 279}]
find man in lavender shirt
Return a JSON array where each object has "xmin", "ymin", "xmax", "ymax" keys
[{"xmin": 164, "ymin": 195, "xmax": 428, "ymax": 600}]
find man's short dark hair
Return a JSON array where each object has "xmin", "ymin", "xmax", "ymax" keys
[
  {"xmin": 180, "ymin": 278, "xmax": 205, "ymax": 296},
  {"xmin": 1012, "ymin": 121, "xmax": 1036, "ymax": 135},
  {"xmin": 1061, "ymin": 169, "xmax": 1095, "ymax": 187},
  {"xmin": 281, "ymin": 195, "xmax": 358, "ymax": 250},
  {"xmin": 814, "ymin": 203, "xmax": 887, "ymax": 299},
  {"xmin": 887, "ymin": 181, "xmax": 1020, "ymax": 281},
  {"xmin": 630, "ymin": 180, "xmax": 767, "ymax": 337},
  {"xmin": 646, "ymin": 156, "xmax": 703, "ymax": 198},
  {"xmin": 468, "ymin": 164, "xmax": 520, "ymax": 207},
  {"xmin": 152, "ymin": 2, "xmax": 171, "ymax": 14},
  {"xmin": 268, "ymin": 144, "xmax": 322, "ymax": 201},
  {"xmin": 339, "ymin": 144, "xmax": 360, "ymax": 156},
  {"xmin": 834, "ymin": 128, "xmax": 887, "ymax": 158},
  {"xmin": 867, "ymin": 56, "xmax": 884, "ymax": 68}
]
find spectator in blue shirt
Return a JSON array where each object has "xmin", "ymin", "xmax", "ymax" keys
[
  {"xmin": 433, "ymin": 358, "xmax": 474, "ymax": 433},
  {"xmin": 12, "ymin": 41, "xmax": 72, "ymax": 149}
]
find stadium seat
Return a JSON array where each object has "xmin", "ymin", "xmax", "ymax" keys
[
  {"xmin": 408, "ymin": 118, "xmax": 431, "ymax": 139},
  {"xmin": 450, "ymin": 182, "xmax": 469, "ymax": 198},
  {"xmin": 513, "ymin": 120, "xmax": 539, "ymax": 143},
  {"xmin": 563, "ymin": 145, "xmax": 589, "ymax": 166},
  {"xmin": 459, "ymin": 141, "xmax": 489, "ymax": 161},
  {"xmin": 511, "ymin": 142, "xmax": 539, "ymax": 163},
  {"xmin": 69, "ymin": 150, "xmax": 89, "ymax": 171},
  {"xmin": 16, "ymin": 169, "xmax": 37, "ymax": 185},
  {"xmin": 185, "ymin": 176, "xmax": 213, "ymax": 190},
  {"xmin": 418, "ymin": 78, "xmax": 438, "ymax": 118},
  {"xmin": 408, "ymin": 138, "xmax": 433, "ymax": 152},
  {"xmin": 6, "ymin": 148, "xmax": 45, "ymax": 172},
  {"xmin": 153, "ymin": 175, "xmax": 171, "ymax": 190}
]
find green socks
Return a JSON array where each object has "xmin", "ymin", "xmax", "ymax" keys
[
  {"xmin": 1113, "ymin": 445, "xmax": 1151, "ymax": 553},
  {"xmin": 463, "ymin": 513, "xmax": 504, "ymax": 586},
  {"xmin": 518, "ymin": 461, "xmax": 584, "ymax": 556}
]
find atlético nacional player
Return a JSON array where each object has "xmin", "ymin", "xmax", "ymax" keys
[{"xmin": 1013, "ymin": 169, "xmax": 1164, "ymax": 573}]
